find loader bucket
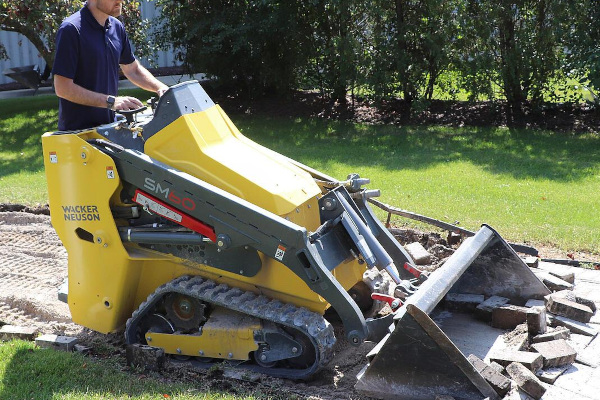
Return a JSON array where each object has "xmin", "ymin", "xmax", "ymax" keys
[{"xmin": 355, "ymin": 225, "xmax": 551, "ymax": 400}]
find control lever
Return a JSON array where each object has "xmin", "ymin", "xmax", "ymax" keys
[{"xmin": 118, "ymin": 106, "xmax": 147, "ymax": 124}]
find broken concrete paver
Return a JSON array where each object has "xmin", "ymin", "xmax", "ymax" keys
[
  {"xmin": 531, "ymin": 339, "xmax": 577, "ymax": 368},
  {"xmin": 506, "ymin": 362, "xmax": 546, "ymax": 399},
  {"xmin": 532, "ymin": 327, "xmax": 570, "ymax": 343},
  {"xmin": 467, "ymin": 354, "xmax": 511, "ymax": 396},
  {"xmin": 0, "ymin": 325, "xmax": 37, "ymax": 341},
  {"xmin": 550, "ymin": 315, "xmax": 598, "ymax": 336},
  {"xmin": 532, "ymin": 269, "xmax": 573, "ymax": 291},
  {"xmin": 546, "ymin": 295, "xmax": 594, "ymax": 323},
  {"xmin": 35, "ymin": 334, "xmax": 78, "ymax": 352},
  {"xmin": 535, "ymin": 365, "xmax": 569, "ymax": 384},
  {"xmin": 444, "ymin": 293, "xmax": 485, "ymax": 312},
  {"xmin": 475, "ymin": 295, "xmax": 510, "ymax": 321},
  {"xmin": 538, "ymin": 261, "xmax": 576, "ymax": 284},
  {"xmin": 492, "ymin": 305, "xmax": 529, "ymax": 330},
  {"xmin": 489, "ymin": 350, "xmax": 543, "ymax": 372}
]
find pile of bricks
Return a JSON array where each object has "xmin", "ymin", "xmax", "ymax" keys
[{"xmin": 444, "ymin": 260, "xmax": 598, "ymax": 400}]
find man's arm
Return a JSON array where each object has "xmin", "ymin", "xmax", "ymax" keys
[
  {"xmin": 121, "ymin": 60, "xmax": 169, "ymax": 97},
  {"xmin": 54, "ymin": 74, "xmax": 143, "ymax": 111}
]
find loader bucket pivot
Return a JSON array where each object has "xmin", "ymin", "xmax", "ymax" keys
[{"xmin": 355, "ymin": 225, "xmax": 551, "ymax": 400}]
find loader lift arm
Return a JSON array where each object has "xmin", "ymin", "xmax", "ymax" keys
[{"xmin": 91, "ymin": 139, "xmax": 377, "ymax": 344}]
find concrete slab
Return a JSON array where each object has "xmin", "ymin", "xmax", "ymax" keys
[
  {"xmin": 575, "ymin": 334, "xmax": 600, "ymax": 367},
  {"xmin": 541, "ymin": 384, "xmax": 595, "ymax": 400},
  {"xmin": 551, "ymin": 363, "xmax": 600, "ymax": 398}
]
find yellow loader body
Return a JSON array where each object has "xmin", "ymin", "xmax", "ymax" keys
[{"xmin": 43, "ymin": 101, "xmax": 363, "ymax": 335}]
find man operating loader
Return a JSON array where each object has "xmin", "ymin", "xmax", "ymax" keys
[{"xmin": 53, "ymin": 0, "xmax": 168, "ymax": 131}]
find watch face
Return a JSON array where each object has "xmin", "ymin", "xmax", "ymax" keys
[{"xmin": 107, "ymin": 96, "xmax": 115, "ymax": 109}]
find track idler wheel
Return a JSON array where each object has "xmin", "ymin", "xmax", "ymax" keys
[{"xmin": 164, "ymin": 293, "xmax": 207, "ymax": 331}]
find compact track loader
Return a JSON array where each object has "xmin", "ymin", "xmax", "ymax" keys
[{"xmin": 43, "ymin": 81, "xmax": 551, "ymax": 399}]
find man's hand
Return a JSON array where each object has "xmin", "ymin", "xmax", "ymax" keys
[
  {"xmin": 157, "ymin": 86, "xmax": 169, "ymax": 97},
  {"xmin": 113, "ymin": 96, "xmax": 144, "ymax": 111}
]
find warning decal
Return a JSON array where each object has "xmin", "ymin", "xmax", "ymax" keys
[{"xmin": 275, "ymin": 245, "xmax": 286, "ymax": 261}]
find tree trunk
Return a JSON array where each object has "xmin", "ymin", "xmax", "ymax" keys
[{"xmin": 497, "ymin": 4, "xmax": 524, "ymax": 118}]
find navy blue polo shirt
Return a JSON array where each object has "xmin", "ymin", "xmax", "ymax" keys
[{"xmin": 53, "ymin": 5, "xmax": 135, "ymax": 130}]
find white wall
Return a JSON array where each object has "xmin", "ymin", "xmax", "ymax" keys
[{"xmin": 0, "ymin": 0, "xmax": 177, "ymax": 85}]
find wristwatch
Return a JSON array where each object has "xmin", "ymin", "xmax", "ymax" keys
[{"xmin": 106, "ymin": 95, "xmax": 116, "ymax": 110}]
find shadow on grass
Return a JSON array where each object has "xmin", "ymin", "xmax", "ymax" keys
[
  {"xmin": 1, "ymin": 92, "xmax": 598, "ymax": 183},
  {"xmin": 234, "ymin": 116, "xmax": 600, "ymax": 183}
]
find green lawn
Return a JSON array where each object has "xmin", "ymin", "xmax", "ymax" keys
[
  {"xmin": 234, "ymin": 117, "xmax": 600, "ymax": 254},
  {"xmin": 0, "ymin": 89, "xmax": 598, "ymax": 254},
  {"xmin": 0, "ymin": 340, "xmax": 283, "ymax": 400}
]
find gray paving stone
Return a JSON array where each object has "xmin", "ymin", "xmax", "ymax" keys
[
  {"xmin": 0, "ymin": 325, "xmax": 37, "ymax": 341},
  {"xmin": 404, "ymin": 242, "xmax": 432, "ymax": 265},
  {"xmin": 492, "ymin": 305, "xmax": 529, "ymax": 330},
  {"xmin": 550, "ymin": 315, "xmax": 598, "ymax": 337},
  {"xmin": 538, "ymin": 261, "xmax": 576, "ymax": 284},
  {"xmin": 547, "ymin": 295, "xmax": 594, "ymax": 323},
  {"xmin": 35, "ymin": 334, "xmax": 78, "ymax": 352},
  {"xmin": 467, "ymin": 354, "xmax": 511, "ymax": 396},
  {"xmin": 475, "ymin": 295, "xmax": 510, "ymax": 321},
  {"xmin": 490, "ymin": 350, "xmax": 543, "ymax": 372},
  {"xmin": 527, "ymin": 307, "xmax": 547, "ymax": 335},
  {"xmin": 506, "ymin": 362, "xmax": 546, "ymax": 399},
  {"xmin": 531, "ymin": 339, "xmax": 577, "ymax": 368},
  {"xmin": 445, "ymin": 293, "xmax": 485, "ymax": 312}
]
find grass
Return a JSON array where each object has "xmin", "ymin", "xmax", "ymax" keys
[
  {"xmin": 233, "ymin": 116, "xmax": 600, "ymax": 254},
  {"xmin": 0, "ymin": 89, "xmax": 598, "ymax": 254},
  {"xmin": 0, "ymin": 339, "xmax": 283, "ymax": 400}
]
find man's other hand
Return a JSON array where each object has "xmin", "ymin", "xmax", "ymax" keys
[{"xmin": 114, "ymin": 96, "xmax": 144, "ymax": 111}]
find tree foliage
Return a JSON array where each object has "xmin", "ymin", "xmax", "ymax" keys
[
  {"xmin": 0, "ymin": 1, "xmax": 149, "ymax": 69},
  {"xmin": 366, "ymin": 0, "xmax": 461, "ymax": 106},
  {"xmin": 153, "ymin": 0, "xmax": 313, "ymax": 94},
  {"xmin": 562, "ymin": 0, "xmax": 600, "ymax": 96},
  {"xmin": 456, "ymin": 0, "xmax": 572, "ymax": 110},
  {"xmin": 2, "ymin": 0, "xmax": 599, "ymax": 112}
]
